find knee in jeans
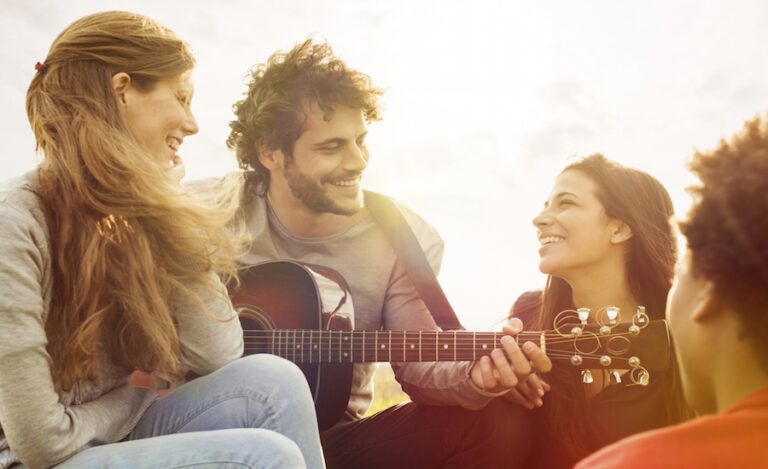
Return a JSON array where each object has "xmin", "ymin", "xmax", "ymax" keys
[
  {"xmin": 239, "ymin": 354, "xmax": 307, "ymax": 388},
  {"xmin": 220, "ymin": 429, "xmax": 306, "ymax": 468}
]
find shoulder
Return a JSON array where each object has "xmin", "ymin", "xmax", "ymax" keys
[
  {"xmin": 0, "ymin": 171, "xmax": 47, "ymax": 238},
  {"xmin": 576, "ymin": 425, "xmax": 679, "ymax": 468},
  {"xmin": 509, "ymin": 290, "xmax": 543, "ymax": 327},
  {"xmin": 382, "ymin": 196, "xmax": 444, "ymax": 247},
  {"xmin": 576, "ymin": 415, "xmax": 737, "ymax": 469}
]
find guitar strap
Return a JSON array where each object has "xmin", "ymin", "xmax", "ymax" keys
[{"xmin": 364, "ymin": 191, "xmax": 464, "ymax": 331}]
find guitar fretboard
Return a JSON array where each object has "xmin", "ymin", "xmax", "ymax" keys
[{"xmin": 242, "ymin": 330, "xmax": 547, "ymax": 363}]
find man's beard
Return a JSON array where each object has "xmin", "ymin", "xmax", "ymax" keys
[{"xmin": 284, "ymin": 161, "xmax": 362, "ymax": 216}]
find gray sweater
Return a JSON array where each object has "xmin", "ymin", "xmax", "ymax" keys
[
  {"xmin": 239, "ymin": 191, "xmax": 502, "ymax": 421},
  {"xmin": 0, "ymin": 171, "xmax": 244, "ymax": 469}
]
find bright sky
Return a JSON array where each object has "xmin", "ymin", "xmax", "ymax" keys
[{"xmin": 2, "ymin": 0, "xmax": 767, "ymax": 330}]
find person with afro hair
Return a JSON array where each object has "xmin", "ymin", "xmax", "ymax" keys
[{"xmin": 577, "ymin": 116, "xmax": 768, "ymax": 468}]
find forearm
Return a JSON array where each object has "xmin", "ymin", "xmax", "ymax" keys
[
  {"xmin": 0, "ymin": 349, "xmax": 155, "ymax": 469},
  {"xmin": 393, "ymin": 361, "xmax": 504, "ymax": 410},
  {"xmin": 174, "ymin": 271, "xmax": 244, "ymax": 374}
]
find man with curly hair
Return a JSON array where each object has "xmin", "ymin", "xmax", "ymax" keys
[
  {"xmin": 227, "ymin": 39, "xmax": 552, "ymax": 468},
  {"xmin": 577, "ymin": 117, "xmax": 768, "ymax": 468}
]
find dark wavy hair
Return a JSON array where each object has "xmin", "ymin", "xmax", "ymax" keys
[
  {"xmin": 227, "ymin": 38, "xmax": 383, "ymax": 189},
  {"xmin": 513, "ymin": 154, "xmax": 687, "ymax": 461},
  {"xmin": 681, "ymin": 116, "xmax": 768, "ymax": 371}
]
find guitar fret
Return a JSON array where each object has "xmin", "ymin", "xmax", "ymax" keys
[
  {"xmin": 402, "ymin": 331, "xmax": 406, "ymax": 362},
  {"xmin": 301, "ymin": 330, "xmax": 305, "ymax": 363},
  {"xmin": 453, "ymin": 330, "xmax": 457, "ymax": 361},
  {"xmin": 375, "ymin": 330, "xmax": 379, "ymax": 362},
  {"xmin": 389, "ymin": 331, "xmax": 392, "ymax": 362},
  {"xmin": 419, "ymin": 331, "xmax": 422, "ymax": 362},
  {"xmin": 362, "ymin": 330, "xmax": 366, "ymax": 362},
  {"xmin": 473, "ymin": 332, "xmax": 476, "ymax": 361}
]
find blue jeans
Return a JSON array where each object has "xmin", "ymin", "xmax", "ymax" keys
[{"xmin": 55, "ymin": 354, "xmax": 325, "ymax": 468}]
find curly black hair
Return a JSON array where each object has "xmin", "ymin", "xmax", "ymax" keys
[{"xmin": 681, "ymin": 116, "xmax": 768, "ymax": 368}]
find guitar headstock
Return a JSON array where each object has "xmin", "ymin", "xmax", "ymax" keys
[{"xmin": 539, "ymin": 306, "xmax": 670, "ymax": 386}]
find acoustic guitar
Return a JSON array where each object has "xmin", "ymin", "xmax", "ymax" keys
[{"xmin": 229, "ymin": 260, "xmax": 671, "ymax": 430}]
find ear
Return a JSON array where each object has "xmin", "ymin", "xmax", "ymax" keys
[
  {"xmin": 257, "ymin": 143, "xmax": 285, "ymax": 171},
  {"xmin": 692, "ymin": 281, "xmax": 720, "ymax": 323},
  {"xmin": 111, "ymin": 72, "xmax": 132, "ymax": 106},
  {"xmin": 609, "ymin": 220, "xmax": 634, "ymax": 244}
]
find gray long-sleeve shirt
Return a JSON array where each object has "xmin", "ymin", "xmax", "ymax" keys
[
  {"xmin": 238, "ymin": 191, "xmax": 501, "ymax": 421},
  {"xmin": 0, "ymin": 171, "xmax": 244, "ymax": 469}
]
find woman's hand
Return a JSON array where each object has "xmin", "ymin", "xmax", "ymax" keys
[{"xmin": 469, "ymin": 318, "xmax": 553, "ymax": 407}]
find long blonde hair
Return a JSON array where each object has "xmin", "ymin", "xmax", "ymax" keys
[{"xmin": 26, "ymin": 11, "xmax": 244, "ymax": 391}]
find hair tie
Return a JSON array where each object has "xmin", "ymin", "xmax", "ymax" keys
[{"xmin": 35, "ymin": 61, "xmax": 47, "ymax": 73}]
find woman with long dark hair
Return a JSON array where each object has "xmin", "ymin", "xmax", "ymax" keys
[
  {"xmin": 0, "ymin": 11, "xmax": 323, "ymax": 468},
  {"xmin": 509, "ymin": 154, "xmax": 688, "ymax": 468}
]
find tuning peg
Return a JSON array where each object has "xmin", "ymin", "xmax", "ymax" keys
[
  {"xmin": 600, "ymin": 325, "xmax": 611, "ymax": 335},
  {"xmin": 628, "ymin": 324, "xmax": 640, "ymax": 335},
  {"xmin": 599, "ymin": 355, "xmax": 612, "ymax": 366},
  {"xmin": 628, "ymin": 356, "xmax": 640, "ymax": 368},
  {"xmin": 570, "ymin": 354, "xmax": 583, "ymax": 366},
  {"xmin": 634, "ymin": 306, "xmax": 649, "ymax": 327},
  {"xmin": 606, "ymin": 306, "xmax": 620, "ymax": 325},
  {"xmin": 610, "ymin": 370, "xmax": 622, "ymax": 384},
  {"xmin": 570, "ymin": 326, "xmax": 583, "ymax": 336},
  {"xmin": 637, "ymin": 369, "xmax": 650, "ymax": 386},
  {"xmin": 581, "ymin": 369, "xmax": 594, "ymax": 384},
  {"xmin": 577, "ymin": 307, "xmax": 590, "ymax": 325}
]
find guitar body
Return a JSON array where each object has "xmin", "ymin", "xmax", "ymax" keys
[{"xmin": 229, "ymin": 261, "xmax": 354, "ymax": 431}]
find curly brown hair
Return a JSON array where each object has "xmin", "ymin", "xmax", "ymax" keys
[
  {"xmin": 680, "ymin": 116, "xmax": 768, "ymax": 369},
  {"xmin": 227, "ymin": 38, "xmax": 383, "ymax": 189}
]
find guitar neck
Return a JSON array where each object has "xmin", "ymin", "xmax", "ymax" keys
[
  {"xmin": 245, "ymin": 329, "xmax": 519, "ymax": 363},
  {"xmin": 244, "ymin": 329, "xmax": 579, "ymax": 364}
]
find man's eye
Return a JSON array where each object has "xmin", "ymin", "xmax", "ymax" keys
[{"xmin": 559, "ymin": 199, "xmax": 574, "ymax": 206}]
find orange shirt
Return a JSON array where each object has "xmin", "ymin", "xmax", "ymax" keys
[{"xmin": 576, "ymin": 387, "xmax": 768, "ymax": 469}]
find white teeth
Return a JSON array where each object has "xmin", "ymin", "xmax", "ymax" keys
[
  {"xmin": 167, "ymin": 138, "xmax": 180, "ymax": 152},
  {"xmin": 540, "ymin": 236, "xmax": 564, "ymax": 246},
  {"xmin": 332, "ymin": 178, "xmax": 358, "ymax": 187}
]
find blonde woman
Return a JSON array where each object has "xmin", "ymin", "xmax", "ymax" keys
[{"xmin": 0, "ymin": 11, "xmax": 323, "ymax": 469}]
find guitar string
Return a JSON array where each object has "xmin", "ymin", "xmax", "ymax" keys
[
  {"xmin": 240, "ymin": 339, "xmax": 634, "ymax": 349},
  {"xmin": 240, "ymin": 330, "xmax": 636, "ymax": 341},
  {"xmin": 240, "ymin": 332, "xmax": 637, "ymax": 346}
]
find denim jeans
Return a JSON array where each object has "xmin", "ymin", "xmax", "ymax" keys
[{"xmin": 55, "ymin": 354, "xmax": 325, "ymax": 469}]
